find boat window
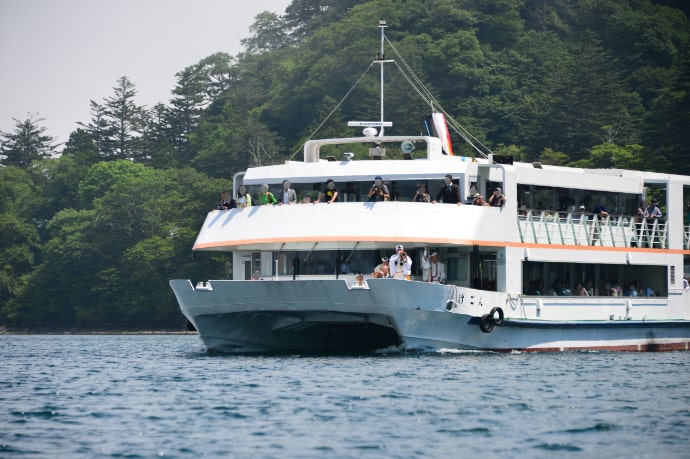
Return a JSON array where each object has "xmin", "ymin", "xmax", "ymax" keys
[
  {"xmin": 243, "ymin": 180, "xmax": 462, "ymax": 204},
  {"xmin": 523, "ymin": 261, "xmax": 667, "ymax": 297},
  {"xmin": 517, "ymin": 184, "xmax": 640, "ymax": 216}
]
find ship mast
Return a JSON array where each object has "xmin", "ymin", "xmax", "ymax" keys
[
  {"xmin": 347, "ymin": 19, "xmax": 393, "ymax": 137},
  {"xmin": 378, "ymin": 18, "xmax": 387, "ymax": 136}
]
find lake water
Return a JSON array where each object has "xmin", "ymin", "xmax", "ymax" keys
[{"xmin": 1, "ymin": 334, "xmax": 689, "ymax": 458}]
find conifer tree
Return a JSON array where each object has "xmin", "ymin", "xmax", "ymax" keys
[{"xmin": 0, "ymin": 114, "xmax": 56, "ymax": 168}]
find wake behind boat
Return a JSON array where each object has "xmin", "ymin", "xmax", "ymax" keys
[{"xmin": 170, "ymin": 21, "xmax": 690, "ymax": 353}]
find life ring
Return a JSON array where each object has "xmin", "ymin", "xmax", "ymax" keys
[
  {"xmin": 489, "ymin": 307, "xmax": 504, "ymax": 325},
  {"xmin": 479, "ymin": 314, "xmax": 494, "ymax": 333}
]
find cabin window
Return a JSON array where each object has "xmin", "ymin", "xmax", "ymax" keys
[
  {"xmin": 523, "ymin": 261, "xmax": 667, "ymax": 297},
  {"xmin": 516, "ymin": 184, "xmax": 640, "ymax": 216},
  {"xmin": 243, "ymin": 179, "xmax": 463, "ymax": 204},
  {"xmin": 445, "ymin": 254, "xmax": 469, "ymax": 282}
]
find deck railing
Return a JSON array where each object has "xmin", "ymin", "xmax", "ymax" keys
[{"xmin": 517, "ymin": 211, "xmax": 669, "ymax": 248}]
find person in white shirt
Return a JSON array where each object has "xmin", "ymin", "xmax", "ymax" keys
[
  {"xmin": 389, "ymin": 244, "xmax": 412, "ymax": 280},
  {"xmin": 426, "ymin": 252, "xmax": 446, "ymax": 283},
  {"xmin": 235, "ymin": 184, "xmax": 252, "ymax": 208}
]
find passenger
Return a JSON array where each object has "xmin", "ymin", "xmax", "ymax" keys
[
  {"xmin": 367, "ymin": 176, "xmax": 389, "ymax": 202},
  {"xmin": 646, "ymin": 199, "xmax": 663, "ymax": 247},
  {"xmin": 519, "ymin": 204, "xmax": 529, "ymax": 216},
  {"xmin": 473, "ymin": 194, "xmax": 489, "ymax": 206},
  {"xmin": 277, "ymin": 180, "xmax": 297, "ymax": 205},
  {"xmin": 389, "ymin": 244, "xmax": 412, "ymax": 280},
  {"xmin": 683, "ymin": 277, "xmax": 689, "ymax": 290},
  {"xmin": 599, "ymin": 281, "xmax": 614, "ymax": 296},
  {"xmin": 432, "ymin": 174, "xmax": 462, "ymax": 205},
  {"xmin": 594, "ymin": 197, "xmax": 609, "ymax": 218},
  {"xmin": 585, "ymin": 279, "xmax": 594, "ymax": 296},
  {"xmin": 574, "ymin": 282, "xmax": 589, "ymax": 296},
  {"xmin": 611, "ymin": 278, "xmax": 622, "ymax": 296},
  {"xmin": 306, "ymin": 183, "xmax": 322, "ymax": 203},
  {"xmin": 236, "ymin": 184, "xmax": 252, "ymax": 208},
  {"xmin": 574, "ymin": 204, "xmax": 587, "ymax": 220},
  {"xmin": 218, "ymin": 191, "xmax": 236, "ymax": 210},
  {"xmin": 320, "ymin": 179, "xmax": 339, "ymax": 204},
  {"xmin": 647, "ymin": 199, "xmax": 662, "ymax": 219},
  {"xmin": 525, "ymin": 280, "xmax": 543, "ymax": 295},
  {"xmin": 372, "ymin": 257, "xmax": 390, "ymax": 278},
  {"xmin": 425, "ymin": 251, "xmax": 445, "ymax": 283},
  {"xmin": 626, "ymin": 282, "xmax": 639, "ymax": 297},
  {"xmin": 259, "ymin": 184, "xmax": 278, "ymax": 205},
  {"xmin": 488, "ymin": 187, "xmax": 506, "ymax": 207},
  {"xmin": 548, "ymin": 279, "xmax": 569, "ymax": 296},
  {"xmin": 413, "ymin": 184, "xmax": 431, "ymax": 203}
]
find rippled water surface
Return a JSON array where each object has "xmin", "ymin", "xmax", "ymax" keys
[{"xmin": 1, "ymin": 334, "xmax": 689, "ymax": 458}]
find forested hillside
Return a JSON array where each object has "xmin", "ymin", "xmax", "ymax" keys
[{"xmin": 1, "ymin": 0, "xmax": 688, "ymax": 330}]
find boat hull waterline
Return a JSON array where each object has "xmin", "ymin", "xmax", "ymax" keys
[{"xmin": 170, "ymin": 279, "xmax": 690, "ymax": 353}]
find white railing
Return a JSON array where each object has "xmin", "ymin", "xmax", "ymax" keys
[{"xmin": 517, "ymin": 211, "xmax": 667, "ymax": 248}]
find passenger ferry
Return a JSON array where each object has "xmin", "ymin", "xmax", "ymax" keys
[{"xmin": 170, "ymin": 22, "xmax": 690, "ymax": 353}]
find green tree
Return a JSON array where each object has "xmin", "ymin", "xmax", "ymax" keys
[
  {"xmin": 0, "ymin": 167, "xmax": 40, "ymax": 324},
  {"xmin": 241, "ymin": 11, "xmax": 290, "ymax": 53},
  {"xmin": 0, "ymin": 114, "xmax": 56, "ymax": 168},
  {"xmin": 78, "ymin": 100, "xmax": 116, "ymax": 158},
  {"xmin": 104, "ymin": 76, "xmax": 145, "ymax": 160}
]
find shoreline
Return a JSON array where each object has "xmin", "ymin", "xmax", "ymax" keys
[{"xmin": 0, "ymin": 328, "xmax": 198, "ymax": 336}]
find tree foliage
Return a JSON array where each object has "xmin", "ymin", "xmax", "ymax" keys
[{"xmin": 0, "ymin": 115, "xmax": 56, "ymax": 167}]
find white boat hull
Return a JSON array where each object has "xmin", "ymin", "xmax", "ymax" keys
[{"xmin": 170, "ymin": 278, "xmax": 690, "ymax": 353}]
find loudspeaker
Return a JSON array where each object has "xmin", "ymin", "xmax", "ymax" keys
[{"xmin": 401, "ymin": 140, "xmax": 415, "ymax": 153}]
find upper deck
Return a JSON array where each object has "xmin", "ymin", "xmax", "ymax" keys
[{"xmin": 225, "ymin": 134, "xmax": 690, "ymax": 254}]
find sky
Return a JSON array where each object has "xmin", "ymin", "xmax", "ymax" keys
[{"xmin": 0, "ymin": 0, "xmax": 292, "ymax": 148}]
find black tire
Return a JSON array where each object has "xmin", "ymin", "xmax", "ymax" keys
[
  {"xmin": 479, "ymin": 314, "xmax": 494, "ymax": 333},
  {"xmin": 489, "ymin": 307, "xmax": 504, "ymax": 326}
]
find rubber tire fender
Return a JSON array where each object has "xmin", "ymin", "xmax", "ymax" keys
[
  {"xmin": 479, "ymin": 314, "xmax": 494, "ymax": 333},
  {"xmin": 489, "ymin": 307, "xmax": 504, "ymax": 326}
]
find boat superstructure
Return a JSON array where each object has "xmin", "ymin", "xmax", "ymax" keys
[{"xmin": 170, "ymin": 22, "xmax": 690, "ymax": 353}]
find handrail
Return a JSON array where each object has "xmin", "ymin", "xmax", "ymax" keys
[{"xmin": 517, "ymin": 210, "xmax": 668, "ymax": 248}]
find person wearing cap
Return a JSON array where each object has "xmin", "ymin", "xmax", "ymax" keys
[
  {"xmin": 367, "ymin": 176, "xmax": 389, "ymax": 202},
  {"xmin": 427, "ymin": 252, "xmax": 446, "ymax": 283},
  {"xmin": 421, "ymin": 247, "xmax": 445, "ymax": 283},
  {"xmin": 389, "ymin": 244, "xmax": 412, "ymax": 280},
  {"xmin": 413, "ymin": 184, "xmax": 431, "ymax": 203},
  {"xmin": 372, "ymin": 257, "xmax": 390, "ymax": 278},
  {"xmin": 488, "ymin": 187, "xmax": 506, "ymax": 207},
  {"xmin": 432, "ymin": 174, "xmax": 462, "ymax": 205}
]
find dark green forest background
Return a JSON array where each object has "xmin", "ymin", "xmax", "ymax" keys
[{"xmin": 1, "ymin": 0, "xmax": 689, "ymax": 330}]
